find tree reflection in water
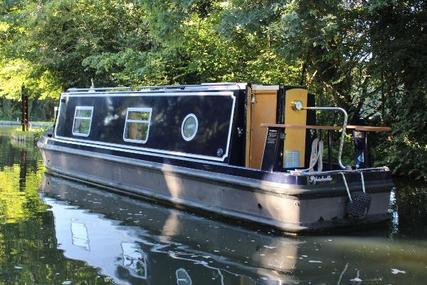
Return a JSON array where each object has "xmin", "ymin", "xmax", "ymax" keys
[
  {"xmin": 1, "ymin": 128, "xmax": 426, "ymax": 285},
  {"xmin": 0, "ymin": 130, "xmax": 114, "ymax": 284}
]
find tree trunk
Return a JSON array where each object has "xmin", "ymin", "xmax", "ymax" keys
[{"xmin": 21, "ymin": 85, "xmax": 29, "ymax": 132}]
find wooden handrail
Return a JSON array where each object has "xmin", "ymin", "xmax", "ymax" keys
[
  {"xmin": 347, "ymin": 125, "xmax": 391, "ymax": 132},
  {"xmin": 261, "ymin": 123, "xmax": 391, "ymax": 132},
  {"xmin": 261, "ymin": 124, "xmax": 341, "ymax": 131}
]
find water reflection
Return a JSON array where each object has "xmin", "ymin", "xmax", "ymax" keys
[
  {"xmin": 0, "ymin": 127, "xmax": 426, "ymax": 285},
  {"xmin": 40, "ymin": 175, "xmax": 427, "ymax": 285},
  {"xmin": 392, "ymin": 179, "xmax": 427, "ymax": 238},
  {"xmin": 0, "ymin": 129, "xmax": 114, "ymax": 284},
  {"xmin": 41, "ymin": 175, "xmax": 299, "ymax": 284},
  {"xmin": 0, "ymin": 132, "xmax": 46, "ymax": 223}
]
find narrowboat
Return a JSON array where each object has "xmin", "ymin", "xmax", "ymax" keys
[{"xmin": 37, "ymin": 83, "xmax": 394, "ymax": 233}]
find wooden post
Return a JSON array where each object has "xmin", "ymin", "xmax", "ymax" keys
[
  {"xmin": 327, "ymin": 130, "xmax": 332, "ymax": 170},
  {"xmin": 21, "ymin": 85, "xmax": 29, "ymax": 132},
  {"xmin": 364, "ymin": 132, "xmax": 371, "ymax": 167}
]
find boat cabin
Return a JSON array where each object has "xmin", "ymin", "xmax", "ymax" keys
[{"xmin": 53, "ymin": 83, "xmax": 386, "ymax": 174}]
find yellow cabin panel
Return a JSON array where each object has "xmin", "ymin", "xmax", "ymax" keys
[{"xmin": 283, "ymin": 88, "xmax": 308, "ymax": 168}]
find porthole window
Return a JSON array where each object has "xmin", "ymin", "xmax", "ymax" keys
[{"xmin": 181, "ymin": 113, "xmax": 198, "ymax": 141}]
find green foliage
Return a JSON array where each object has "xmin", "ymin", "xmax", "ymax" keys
[
  {"xmin": 0, "ymin": 0, "xmax": 425, "ymax": 180},
  {"xmin": 0, "ymin": 0, "xmax": 62, "ymax": 100},
  {"xmin": 367, "ymin": 0, "xmax": 427, "ymax": 181},
  {"xmin": 0, "ymin": 59, "xmax": 61, "ymax": 100}
]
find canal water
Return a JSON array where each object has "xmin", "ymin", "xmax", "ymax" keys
[{"xmin": 0, "ymin": 128, "xmax": 426, "ymax": 285}]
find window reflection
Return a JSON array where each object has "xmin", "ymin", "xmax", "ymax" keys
[
  {"xmin": 71, "ymin": 222, "xmax": 90, "ymax": 250},
  {"xmin": 123, "ymin": 108, "xmax": 152, "ymax": 143},
  {"xmin": 121, "ymin": 242, "xmax": 147, "ymax": 279},
  {"xmin": 176, "ymin": 268, "xmax": 192, "ymax": 285}
]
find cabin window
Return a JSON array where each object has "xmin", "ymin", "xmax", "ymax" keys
[
  {"xmin": 181, "ymin": 113, "xmax": 198, "ymax": 141},
  {"xmin": 72, "ymin": 106, "xmax": 93, "ymax": 137},
  {"xmin": 123, "ymin": 108, "xmax": 152, "ymax": 143}
]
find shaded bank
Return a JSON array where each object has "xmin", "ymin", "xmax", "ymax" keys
[{"xmin": 0, "ymin": 98, "xmax": 57, "ymax": 122}]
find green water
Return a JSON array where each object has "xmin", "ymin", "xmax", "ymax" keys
[{"xmin": 0, "ymin": 127, "xmax": 426, "ymax": 285}]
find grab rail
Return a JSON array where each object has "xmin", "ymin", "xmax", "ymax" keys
[{"xmin": 291, "ymin": 102, "xmax": 349, "ymax": 170}]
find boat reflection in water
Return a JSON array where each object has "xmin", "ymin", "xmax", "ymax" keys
[
  {"xmin": 41, "ymin": 174, "xmax": 301, "ymax": 285},
  {"xmin": 40, "ymin": 174, "xmax": 427, "ymax": 285}
]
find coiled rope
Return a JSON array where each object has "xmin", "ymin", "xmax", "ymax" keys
[{"xmin": 303, "ymin": 137, "xmax": 324, "ymax": 172}]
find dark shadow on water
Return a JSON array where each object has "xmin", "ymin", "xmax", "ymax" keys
[{"xmin": 390, "ymin": 178, "xmax": 427, "ymax": 239}]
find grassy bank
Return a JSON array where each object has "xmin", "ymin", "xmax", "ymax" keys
[{"xmin": 0, "ymin": 123, "xmax": 52, "ymax": 143}]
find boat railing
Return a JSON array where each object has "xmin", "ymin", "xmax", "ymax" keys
[
  {"xmin": 67, "ymin": 83, "xmax": 249, "ymax": 93},
  {"xmin": 138, "ymin": 82, "xmax": 246, "ymax": 91},
  {"xmin": 261, "ymin": 122, "xmax": 391, "ymax": 172},
  {"xmin": 67, "ymin": 86, "xmax": 132, "ymax": 92},
  {"xmin": 296, "ymin": 105, "xmax": 348, "ymax": 169}
]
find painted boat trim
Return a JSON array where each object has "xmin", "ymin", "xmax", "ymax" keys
[{"xmin": 54, "ymin": 91, "xmax": 237, "ymax": 162}]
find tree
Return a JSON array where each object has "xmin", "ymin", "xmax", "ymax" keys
[
  {"xmin": 367, "ymin": 0, "xmax": 427, "ymax": 180},
  {"xmin": 0, "ymin": 0, "xmax": 425, "ymax": 179}
]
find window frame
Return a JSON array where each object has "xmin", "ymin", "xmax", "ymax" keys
[
  {"xmin": 72, "ymin": 106, "xmax": 94, "ymax": 137},
  {"xmin": 123, "ymin": 107, "xmax": 152, "ymax": 144}
]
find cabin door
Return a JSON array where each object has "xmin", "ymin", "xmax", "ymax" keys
[{"xmin": 245, "ymin": 88, "xmax": 277, "ymax": 169}]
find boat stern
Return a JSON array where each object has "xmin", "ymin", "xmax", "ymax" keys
[{"xmin": 277, "ymin": 167, "xmax": 394, "ymax": 232}]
